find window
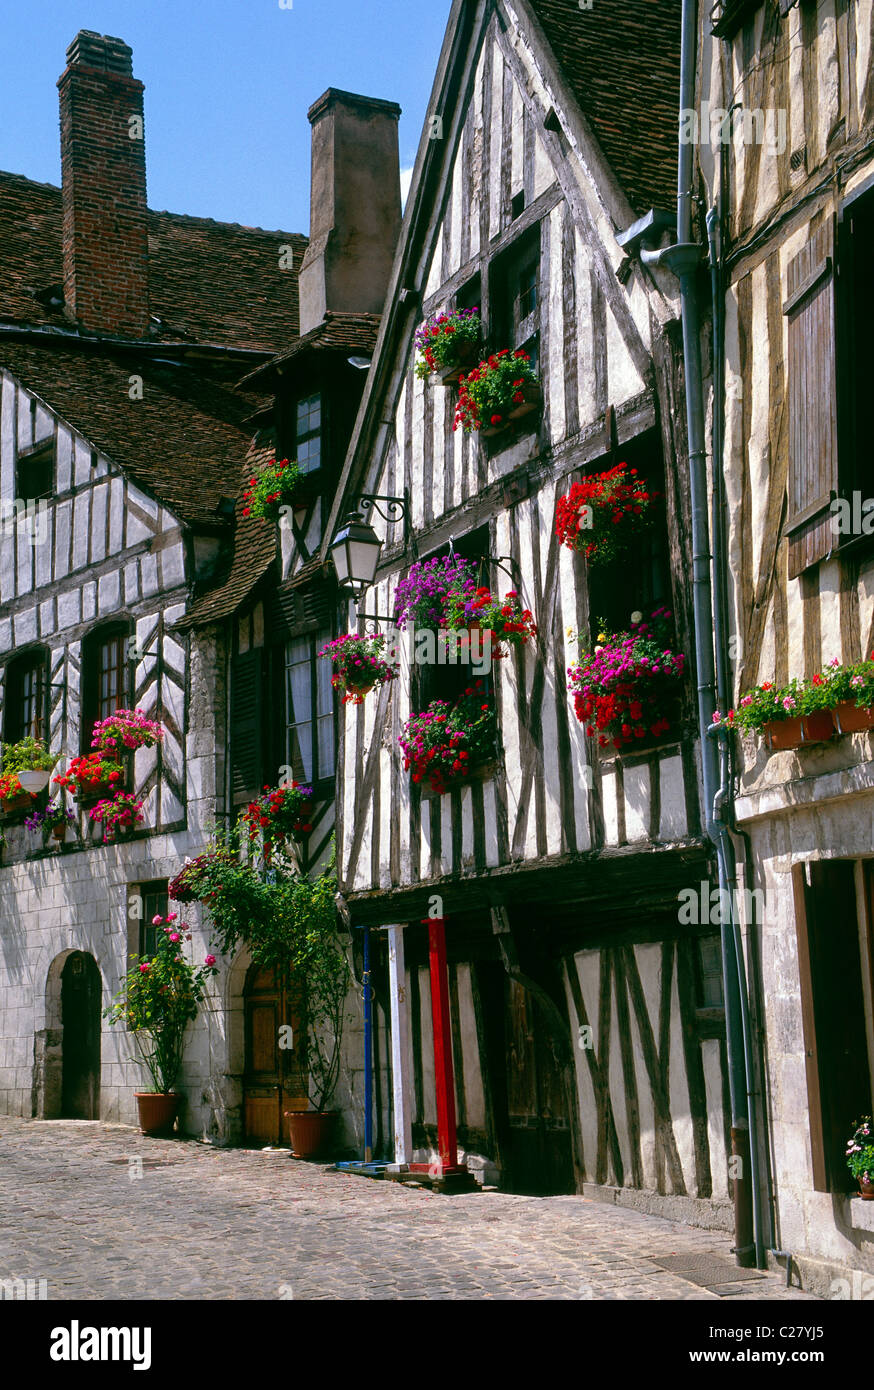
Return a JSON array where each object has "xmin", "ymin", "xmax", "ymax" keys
[
  {"xmin": 695, "ymin": 934, "xmax": 725, "ymax": 1010},
  {"xmin": 492, "ymin": 227, "xmax": 541, "ymax": 375},
  {"xmin": 4, "ymin": 649, "xmax": 49, "ymax": 743},
  {"xmin": 416, "ymin": 525, "xmax": 494, "ymax": 710},
  {"xmin": 585, "ymin": 428, "xmax": 672, "ymax": 639},
  {"xmin": 295, "ymin": 393, "xmax": 321, "ymax": 474},
  {"xmin": 15, "ymin": 440, "xmax": 54, "ymax": 505},
  {"xmin": 285, "ymin": 628, "xmax": 335, "ymax": 787},
  {"xmin": 82, "ymin": 625, "xmax": 131, "ymax": 751},
  {"xmin": 137, "ymin": 880, "xmax": 169, "ymax": 959}
]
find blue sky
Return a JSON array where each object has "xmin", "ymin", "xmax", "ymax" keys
[{"xmin": 0, "ymin": 0, "xmax": 453, "ymax": 233}]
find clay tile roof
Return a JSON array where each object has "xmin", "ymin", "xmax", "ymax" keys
[
  {"xmin": 0, "ymin": 170, "xmax": 308, "ymax": 350},
  {"xmin": 528, "ymin": 0, "xmax": 682, "ymax": 215},
  {"xmin": 0, "ymin": 340, "xmax": 261, "ymax": 526},
  {"xmin": 176, "ymin": 443, "xmax": 280, "ymax": 629},
  {"xmin": 238, "ymin": 310, "xmax": 382, "ymax": 388}
]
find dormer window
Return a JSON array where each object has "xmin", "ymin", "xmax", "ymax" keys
[{"xmin": 295, "ymin": 393, "xmax": 322, "ymax": 474}]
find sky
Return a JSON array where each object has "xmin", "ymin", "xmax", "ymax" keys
[{"xmin": 0, "ymin": 0, "xmax": 454, "ymax": 233}]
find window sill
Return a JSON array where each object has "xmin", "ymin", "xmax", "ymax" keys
[{"xmin": 837, "ymin": 1194, "xmax": 874, "ymax": 1233}]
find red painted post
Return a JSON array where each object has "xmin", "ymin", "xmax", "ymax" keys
[{"xmin": 427, "ymin": 917, "xmax": 463, "ymax": 1175}]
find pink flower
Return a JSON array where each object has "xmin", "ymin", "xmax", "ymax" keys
[
  {"xmin": 139, "ymin": 963, "xmax": 150, "ymax": 974},
  {"xmin": 166, "ymin": 912, "xmax": 178, "ymax": 921},
  {"xmin": 168, "ymin": 932, "xmax": 181, "ymax": 942},
  {"xmin": 204, "ymin": 955, "xmax": 216, "ymax": 967},
  {"xmin": 152, "ymin": 915, "xmax": 163, "ymax": 925}
]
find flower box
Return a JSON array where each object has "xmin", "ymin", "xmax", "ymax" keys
[
  {"xmin": 801, "ymin": 710, "xmax": 836, "ymax": 744},
  {"xmin": 763, "ymin": 716, "xmax": 803, "ymax": 750},
  {"xmin": 834, "ymin": 701, "xmax": 874, "ymax": 734},
  {"xmin": 432, "ymin": 343, "xmax": 479, "ymax": 385},
  {"xmin": 2, "ymin": 792, "xmax": 35, "ymax": 815},
  {"xmin": 507, "ymin": 382, "xmax": 542, "ymax": 420}
]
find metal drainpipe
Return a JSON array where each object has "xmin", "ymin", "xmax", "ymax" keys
[{"xmin": 639, "ymin": 0, "xmax": 763, "ymax": 1268}]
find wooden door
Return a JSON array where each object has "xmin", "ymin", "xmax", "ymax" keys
[
  {"xmin": 503, "ymin": 977, "xmax": 575, "ymax": 1195},
  {"xmin": 61, "ymin": 952, "xmax": 101, "ymax": 1119},
  {"xmin": 243, "ymin": 964, "xmax": 308, "ymax": 1145}
]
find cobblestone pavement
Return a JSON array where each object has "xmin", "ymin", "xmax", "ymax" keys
[{"xmin": 0, "ymin": 1117, "xmax": 818, "ymax": 1301}]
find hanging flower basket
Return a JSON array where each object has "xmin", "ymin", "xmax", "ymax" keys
[
  {"xmin": 453, "ymin": 349, "xmax": 540, "ymax": 435},
  {"xmin": 241, "ymin": 458, "xmax": 303, "ymax": 523},
  {"xmin": 444, "ymin": 585, "xmax": 537, "ymax": 654},
  {"xmin": 393, "ymin": 553, "xmax": 479, "ymax": 629},
  {"xmin": 568, "ymin": 609, "xmax": 685, "ymax": 753},
  {"xmin": 414, "ymin": 308, "xmax": 482, "ymax": 384},
  {"xmin": 399, "ymin": 681, "xmax": 496, "ymax": 796},
  {"xmin": 317, "ymin": 633, "xmax": 398, "ymax": 706},
  {"xmin": 1, "ymin": 737, "xmax": 56, "ymax": 808},
  {"xmin": 0, "ymin": 773, "xmax": 35, "ymax": 815},
  {"xmin": 555, "ymin": 464, "xmax": 657, "ymax": 566},
  {"xmin": 242, "ymin": 782, "xmax": 314, "ymax": 849}
]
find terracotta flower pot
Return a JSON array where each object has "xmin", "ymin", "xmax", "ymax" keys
[
  {"xmin": 51, "ymin": 823, "xmax": 68, "ymax": 843},
  {"xmin": 859, "ymin": 1178, "xmax": 874, "ymax": 1201},
  {"xmin": 1, "ymin": 792, "xmax": 34, "ymax": 813},
  {"xmin": 835, "ymin": 701, "xmax": 874, "ymax": 735},
  {"xmin": 764, "ymin": 716, "xmax": 804, "ymax": 750},
  {"xmin": 284, "ymin": 1110, "xmax": 337, "ymax": 1159},
  {"xmin": 801, "ymin": 710, "xmax": 836, "ymax": 743},
  {"xmin": 135, "ymin": 1092, "xmax": 180, "ymax": 1137}
]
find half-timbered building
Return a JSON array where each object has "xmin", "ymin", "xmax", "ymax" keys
[
  {"xmin": 688, "ymin": 0, "xmax": 874, "ymax": 1291},
  {"xmin": 0, "ymin": 30, "xmax": 311, "ymax": 1140},
  {"xmin": 319, "ymin": 0, "xmax": 742, "ymax": 1214}
]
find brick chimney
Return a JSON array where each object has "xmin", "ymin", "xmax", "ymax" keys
[
  {"xmin": 298, "ymin": 89, "xmax": 401, "ymax": 335},
  {"xmin": 58, "ymin": 31, "xmax": 149, "ymax": 338}
]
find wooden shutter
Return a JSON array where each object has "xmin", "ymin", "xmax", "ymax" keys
[
  {"xmin": 792, "ymin": 861, "xmax": 872, "ymax": 1192},
  {"xmin": 230, "ymin": 648, "xmax": 264, "ymax": 806},
  {"xmin": 783, "ymin": 221, "xmax": 839, "ymax": 579}
]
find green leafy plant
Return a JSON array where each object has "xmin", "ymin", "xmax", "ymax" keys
[
  {"xmin": 105, "ymin": 915, "xmax": 217, "ymax": 1094},
  {"xmin": 241, "ymin": 458, "xmax": 303, "ymax": 522},
  {"xmin": 2, "ymin": 737, "xmax": 56, "ymax": 774},
  {"xmin": 414, "ymin": 307, "xmax": 481, "ymax": 379},
  {"xmin": 846, "ymin": 1116, "xmax": 874, "ymax": 1185},
  {"xmin": 398, "ymin": 681, "xmax": 497, "ymax": 794},
  {"xmin": 453, "ymin": 349, "xmax": 539, "ymax": 433},
  {"xmin": 713, "ymin": 681, "xmax": 795, "ymax": 733}
]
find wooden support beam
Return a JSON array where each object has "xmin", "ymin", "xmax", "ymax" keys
[
  {"xmin": 386, "ymin": 924, "xmax": 413, "ymax": 1169},
  {"xmin": 427, "ymin": 917, "xmax": 466, "ymax": 1176}
]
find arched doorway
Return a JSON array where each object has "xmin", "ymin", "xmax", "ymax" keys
[
  {"xmin": 242, "ymin": 963, "xmax": 308, "ymax": 1145},
  {"xmin": 60, "ymin": 952, "xmax": 101, "ymax": 1119}
]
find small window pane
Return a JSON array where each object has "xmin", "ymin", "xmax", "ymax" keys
[
  {"xmin": 139, "ymin": 882, "xmax": 169, "ymax": 959},
  {"xmin": 698, "ymin": 935, "xmax": 725, "ymax": 1008},
  {"xmin": 295, "ymin": 393, "xmax": 321, "ymax": 475}
]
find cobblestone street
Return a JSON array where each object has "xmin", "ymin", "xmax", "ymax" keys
[{"xmin": 0, "ymin": 1118, "xmax": 818, "ymax": 1301}]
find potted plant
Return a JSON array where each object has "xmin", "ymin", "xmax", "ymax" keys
[
  {"xmin": 53, "ymin": 752, "xmax": 126, "ymax": 801},
  {"xmin": 846, "ymin": 1116, "xmax": 874, "ymax": 1199},
  {"xmin": 714, "ymin": 682, "xmax": 804, "ymax": 750},
  {"xmin": 90, "ymin": 708, "xmax": 164, "ymax": 754},
  {"xmin": 242, "ymin": 781, "xmax": 315, "ymax": 852},
  {"xmin": 824, "ymin": 654, "xmax": 874, "ymax": 734},
  {"xmin": 241, "ymin": 457, "xmax": 303, "ymax": 523},
  {"xmin": 555, "ymin": 464, "xmax": 657, "ymax": 566},
  {"xmin": 453, "ymin": 349, "xmax": 540, "ymax": 435},
  {"xmin": 89, "ymin": 790, "xmax": 145, "ymax": 842},
  {"xmin": 568, "ymin": 609, "xmax": 685, "ymax": 753},
  {"xmin": 24, "ymin": 799, "xmax": 76, "ymax": 844},
  {"xmin": 444, "ymin": 583, "xmax": 537, "ymax": 658},
  {"xmin": 105, "ymin": 914, "xmax": 218, "ymax": 1136},
  {"xmin": 399, "ymin": 681, "xmax": 497, "ymax": 795},
  {"xmin": 795, "ymin": 672, "xmax": 837, "ymax": 744},
  {"xmin": 2, "ymin": 736, "xmax": 57, "ymax": 794},
  {"xmin": 318, "ymin": 633, "xmax": 398, "ymax": 705},
  {"xmin": 414, "ymin": 307, "xmax": 482, "ymax": 383},
  {"xmin": 393, "ymin": 553, "xmax": 478, "ymax": 629}
]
